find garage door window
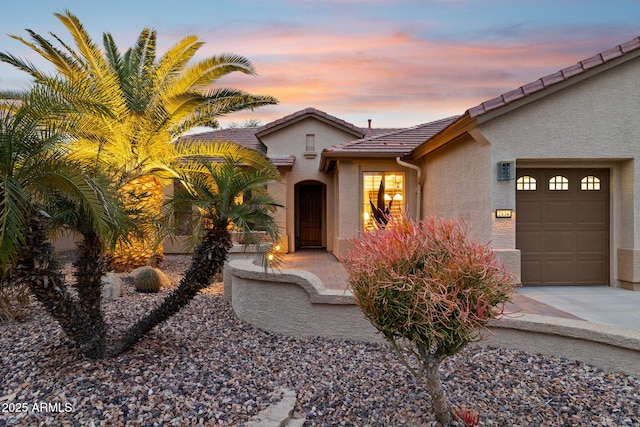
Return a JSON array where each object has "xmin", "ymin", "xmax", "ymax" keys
[
  {"xmin": 548, "ymin": 175, "xmax": 569, "ymax": 191},
  {"xmin": 516, "ymin": 175, "xmax": 537, "ymax": 190},
  {"xmin": 581, "ymin": 175, "xmax": 601, "ymax": 191}
]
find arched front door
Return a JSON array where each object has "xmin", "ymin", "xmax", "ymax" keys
[{"xmin": 295, "ymin": 181, "xmax": 325, "ymax": 248}]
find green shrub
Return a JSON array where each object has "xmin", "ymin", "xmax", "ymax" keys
[
  {"xmin": 133, "ymin": 267, "xmax": 171, "ymax": 293},
  {"xmin": 342, "ymin": 216, "xmax": 516, "ymax": 426}
]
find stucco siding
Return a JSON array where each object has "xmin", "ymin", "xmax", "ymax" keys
[
  {"xmin": 468, "ymin": 56, "xmax": 640, "ymax": 288},
  {"xmin": 332, "ymin": 158, "xmax": 419, "ymax": 257},
  {"xmin": 422, "ymin": 135, "xmax": 493, "ymax": 243},
  {"xmin": 478, "ymin": 56, "xmax": 640, "ymax": 161},
  {"xmin": 259, "ymin": 117, "xmax": 362, "ymax": 253}
]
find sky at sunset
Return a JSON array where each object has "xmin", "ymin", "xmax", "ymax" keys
[{"xmin": 1, "ymin": 0, "xmax": 639, "ymax": 129}]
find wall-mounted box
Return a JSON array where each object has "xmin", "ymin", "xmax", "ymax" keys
[{"xmin": 497, "ymin": 161, "xmax": 515, "ymax": 181}]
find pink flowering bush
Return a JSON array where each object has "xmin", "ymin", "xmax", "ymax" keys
[{"xmin": 342, "ymin": 216, "xmax": 516, "ymax": 426}]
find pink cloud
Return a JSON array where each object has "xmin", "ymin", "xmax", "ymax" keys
[
  {"xmin": 3, "ymin": 14, "xmax": 630, "ymax": 130},
  {"xmin": 200, "ymin": 25, "xmax": 624, "ymax": 128}
]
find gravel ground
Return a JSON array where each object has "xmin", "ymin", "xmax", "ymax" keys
[{"xmin": 0, "ymin": 254, "xmax": 638, "ymax": 426}]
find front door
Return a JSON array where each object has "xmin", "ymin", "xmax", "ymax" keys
[{"xmin": 299, "ymin": 184, "xmax": 323, "ymax": 247}]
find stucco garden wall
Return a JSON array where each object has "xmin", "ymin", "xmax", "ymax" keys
[
  {"xmin": 227, "ymin": 258, "xmax": 640, "ymax": 377},
  {"xmin": 227, "ymin": 259, "xmax": 380, "ymax": 342}
]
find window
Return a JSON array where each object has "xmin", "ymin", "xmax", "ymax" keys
[
  {"xmin": 548, "ymin": 175, "xmax": 569, "ymax": 191},
  {"xmin": 362, "ymin": 172, "xmax": 404, "ymax": 230},
  {"xmin": 305, "ymin": 134, "xmax": 315, "ymax": 152},
  {"xmin": 581, "ymin": 175, "xmax": 601, "ymax": 191},
  {"xmin": 516, "ymin": 175, "xmax": 537, "ymax": 191}
]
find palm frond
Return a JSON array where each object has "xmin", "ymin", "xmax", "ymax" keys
[
  {"xmin": 0, "ymin": 51, "xmax": 49, "ymax": 81},
  {"xmin": 25, "ymin": 29, "xmax": 86, "ymax": 79},
  {"xmin": 165, "ymin": 54, "xmax": 256, "ymax": 95},
  {"xmin": 173, "ymin": 140, "xmax": 277, "ymax": 172},
  {"xmin": 154, "ymin": 35, "xmax": 201, "ymax": 84},
  {"xmin": 0, "ymin": 176, "xmax": 28, "ymax": 272},
  {"xmin": 31, "ymin": 157, "xmax": 122, "ymax": 242},
  {"xmin": 103, "ymin": 33, "xmax": 123, "ymax": 74},
  {"xmin": 55, "ymin": 10, "xmax": 108, "ymax": 80}
]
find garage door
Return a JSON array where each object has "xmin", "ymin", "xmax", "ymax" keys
[{"xmin": 516, "ymin": 169, "xmax": 609, "ymax": 286}]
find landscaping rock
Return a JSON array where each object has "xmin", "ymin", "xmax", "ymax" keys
[
  {"xmin": 0, "ymin": 255, "xmax": 637, "ymax": 426},
  {"xmin": 101, "ymin": 272, "xmax": 125, "ymax": 299}
]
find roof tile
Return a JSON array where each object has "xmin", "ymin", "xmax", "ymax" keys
[
  {"xmin": 325, "ymin": 116, "xmax": 460, "ymax": 155},
  {"xmin": 178, "ymin": 128, "xmax": 264, "ymax": 152},
  {"xmin": 580, "ymin": 54, "xmax": 604, "ymax": 70},
  {"xmin": 521, "ymin": 79, "xmax": 545, "ymax": 95},
  {"xmin": 620, "ymin": 37, "xmax": 640, "ymax": 53},
  {"xmin": 541, "ymin": 71, "xmax": 565, "ymax": 86},
  {"xmin": 482, "ymin": 97, "xmax": 507, "ymax": 113},
  {"xmin": 270, "ymin": 155, "xmax": 296, "ymax": 167},
  {"xmin": 561, "ymin": 63, "xmax": 584, "ymax": 79},
  {"xmin": 467, "ymin": 35, "xmax": 640, "ymax": 119},
  {"xmin": 601, "ymin": 46, "xmax": 624, "ymax": 62},
  {"xmin": 502, "ymin": 88, "xmax": 525, "ymax": 104}
]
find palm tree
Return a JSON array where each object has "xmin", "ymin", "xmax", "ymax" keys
[
  {"xmin": 0, "ymin": 10, "xmax": 278, "ymax": 270},
  {"xmin": 108, "ymin": 152, "xmax": 281, "ymax": 356},
  {"xmin": 1, "ymin": 87, "xmax": 279, "ymax": 359},
  {"xmin": 0, "ymin": 85, "xmax": 123, "ymax": 358}
]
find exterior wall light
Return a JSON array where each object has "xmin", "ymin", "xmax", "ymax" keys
[
  {"xmin": 495, "ymin": 209, "xmax": 513, "ymax": 218},
  {"xmin": 497, "ymin": 161, "xmax": 515, "ymax": 181}
]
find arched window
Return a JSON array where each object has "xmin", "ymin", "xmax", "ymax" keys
[
  {"xmin": 548, "ymin": 175, "xmax": 569, "ymax": 191},
  {"xmin": 581, "ymin": 175, "xmax": 601, "ymax": 191},
  {"xmin": 516, "ymin": 175, "xmax": 537, "ymax": 191}
]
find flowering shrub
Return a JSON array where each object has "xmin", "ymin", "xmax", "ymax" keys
[{"xmin": 342, "ymin": 215, "xmax": 516, "ymax": 425}]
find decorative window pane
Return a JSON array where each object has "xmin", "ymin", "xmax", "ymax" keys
[
  {"xmin": 363, "ymin": 172, "xmax": 404, "ymax": 231},
  {"xmin": 581, "ymin": 175, "xmax": 601, "ymax": 191},
  {"xmin": 548, "ymin": 175, "xmax": 569, "ymax": 191},
  {"xmin": 516, "ymin": 175, "xmax": 537, "ymax": 191}
]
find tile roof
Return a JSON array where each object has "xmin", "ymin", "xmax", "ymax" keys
[
  {"xmin": 177, "ymin": 127, "xmax": 264, "ymax": 153},
  {"xmin": 467, "ymin": 36, "xmax": 640, "ymax": 118},
  {"xmin": 269, "ymin": 155, "xmax": 296, "ymax": 168},
  {"xmin": 256, "ymin": 107, "xmax": 365, "ymax": 138},
  {"xmin": 324, "ymin": 115, "xmax": 460, "ymax": 155}
]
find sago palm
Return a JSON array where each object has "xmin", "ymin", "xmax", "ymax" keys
[
  {"xmin": 0, "ymin": 10, "xmax": 278, "ymax": 270},
  {"xmin": 109, "ymin": 152, "xmax": 281, "ymax": 356},
  {"xmin": 0, "ymin": 85, "xmax": 123, "ymax": 358}
]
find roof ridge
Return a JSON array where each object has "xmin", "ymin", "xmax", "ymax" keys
[
  {"xmin": 257, "ymin": 107, "xmax": 363, "ymax": 135},
  {"xmin": 467, "ymin": 35, "xmax": 640, "ymax": 118}
]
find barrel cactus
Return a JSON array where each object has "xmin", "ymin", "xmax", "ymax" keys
[{"xmin": 133, "ymin": 266, "xmax": 171, "ymax": 293}]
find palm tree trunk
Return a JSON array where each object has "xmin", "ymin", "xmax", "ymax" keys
[
  {"xmin": 110, "ymin": 176, "xmax": 165, "ymax": 272},
  {"xmin": 17, "ymin": 210, "xmax": 106, "ymax": 359},
  {"xmin": 73, "ymin": 231, "xmax": 107, "ymax": 339},
  {"xmin": 107, "ymin": 224, "xmax": 232, "ymax": 357}
]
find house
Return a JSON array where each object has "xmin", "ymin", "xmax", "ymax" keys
[{"xmin": 176, "ymin": 35, "xmax": 640, "ymax": 291}]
